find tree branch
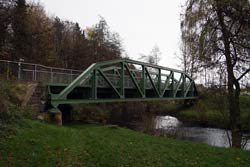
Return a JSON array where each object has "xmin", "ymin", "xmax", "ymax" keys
[
  {"xmin": 232, "ymin": 14, "xmax": 244, "ymax": 38},
  {"xmin": 237, "ymin": 69, "xmax": 250, "ymax": 81},
  {"xmin": 234, "ymin": 42, "xmax": 250, "ymax": 49},
  {"xmin": 230, "ymin": 40, "xmax": 238, "ymax": 67}
]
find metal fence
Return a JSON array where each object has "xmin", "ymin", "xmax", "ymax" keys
[
  {"xmin": 0, "ymin": 59, "xmax": 181, "ymax": 89},
  {"xmin": 0, "ymin": 60, "xmax": 82, "ymax": 84}
]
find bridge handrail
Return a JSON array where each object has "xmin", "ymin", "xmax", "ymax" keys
[
  {"xmin": 0, "ymin": 59, "xmax": 82, "ymax": 83},
  {"xmin": 0, "ymin": 59, "xmax": 82, "ymax": 72}
]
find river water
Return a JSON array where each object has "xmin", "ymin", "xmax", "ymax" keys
[{"xmin": 155, "ymin": 116, "xmax": 250, "ymax": 149}]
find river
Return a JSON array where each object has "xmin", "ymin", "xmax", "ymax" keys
[{"xmin": 155, "ymin": 116, "xmax": 250, "ymax": 149}]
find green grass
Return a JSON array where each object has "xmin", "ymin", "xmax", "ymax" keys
[
  {"xmin": 172, "ymin": 95, "xmax": 250, "ymax": 129},
  {"xmin": 0, "ymin": 120, "xmax": 250, "ymax": 167}
]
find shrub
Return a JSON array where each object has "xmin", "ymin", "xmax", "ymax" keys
[
  {"xmin": 72, "ymin": 104, "xmax": 110, "ymax": 124},
  {"xmin": 0, "ymin": 79, "xmax": 27, "ymax": 137}
]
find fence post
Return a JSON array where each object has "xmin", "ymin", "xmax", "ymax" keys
[
  {"xmin": 7, "ymin": 61, "xmax": 10, "ymax": 80},
  {"xmin": 50, "ymin": 67, "xmax": 53, "ymax": 83},
  {"xmin": 70, "ymin": 70, "xmax": 73, "ymax": 82},
  {"xmin": 34, "ymin": 65, "xmax": 37, "ymax": 81},
  {"xmin": 18, "ymin": 61, "xmax": 21, "ymax": 80}
]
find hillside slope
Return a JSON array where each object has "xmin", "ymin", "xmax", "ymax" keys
[{"xmin": 0, "ymin": 120, "xmax": 249, "ymax": 167}]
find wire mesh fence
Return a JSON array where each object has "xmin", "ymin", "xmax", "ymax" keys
[
  {"xmin": 0, "ymin": 60, "xmax": 82, "ymax": 84},
  {"xmin": 0, "ymin": 60, "xmax": 181, "ymax": 89}
]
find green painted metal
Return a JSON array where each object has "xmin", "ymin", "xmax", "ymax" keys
[
  {"xmin": 142, "ymin": 65, "xmax": 146, "ymax": 96},
  {"xmin": 124, "ymin": 63, "xmax": 145, "ymax": 98},
  {"xmin": 48, "ymin": 59, "xmax": 198, "ymax": 110},
  {"xmin": 161, "ymin": 71, "xmax": 172, "ymax": 97},
  {"xmin": 158, "ymin": 69, "xmax": 161, "ymax": 94},
  {"xmin": 120, "ymin": 62, "xmax": 125, "ymax": 98},
  {"xmin": 51, "ymin": 97, "xmax": 198, "ymax": 106},
  {"xmin": 174, "ymin": 73, "xmax": 183, "ymax": 98},
  {"xmin": 98, "ymin": 69, "xmax": 122, "ymax": 98},
  {"xmin": 145, "ymin": 67, "xmax": 160, "ymax": 97},
  {"xmin": 92, "ymin": 69, "xmax": 97, "ymax": 99},
  {"xmin": 53, "ymin": 63, "xmax": 96, "ymax": 100}
]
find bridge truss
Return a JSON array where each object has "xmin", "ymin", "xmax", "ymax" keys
[{"xmin": 48, "ymin": 59, "xmax": 198, "ymax": 112}]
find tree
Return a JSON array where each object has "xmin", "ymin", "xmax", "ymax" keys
[
  {"xmin": 0, "ymin": 0, "xmax": 15, "ymax": 58},
  {"xmin": 180, "ymin": 24, "xmax": 199, "ymax": 79},
  {"xmin": 12, "ymin": 0, "xmax": 29, "ymax": 61},
  {"xmin": 26, "ymin": 2, "xmax": 55, "ymax": 65},
  {"xmin": 51, "ymin": 17, "xmax": 65, "ymax": 66},
  {"xmin": 181, "ymin": 0, "xmax": 250, "ymax": 148},
  {"xmin": 86, "ymin": 17, "xmax": 122, "ymax": 63},
  {"xmin": 150, "ymin": 44, "xmax": 161, "ymax": 65},
  {"xmin": 1, "ymin": 1, "xmax": 123, "ymax": 71},
  {"xmin": 139, "ymin": 44, "xmax": 162, "ymax": 65},
  {"xmin": 52, "ymin": 19, "xmax": 83, "ymax": 68}
]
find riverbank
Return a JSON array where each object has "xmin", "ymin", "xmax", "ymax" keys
[
  {"xmin": 156, "ymin": 115, "xmax": 250, "ymax": 149},
  {"xmin": 0, "ymin": 120, "xmax": 250, "ymax": 167},
  {"xmin": 160, "ymin": 95, "xmax": 250, "ymax": 131}
]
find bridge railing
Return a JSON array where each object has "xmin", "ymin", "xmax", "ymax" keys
[
  {"xmin": 76, "ymin": 71, "xmax": 176, "ymax": 89},
  {"xmin": 0, "ymin": 59, "xmax": 194, "ymax": 94},
  {"xmin": 0, "ymin": 60, "xmax": 82, "ymax": 84},
  {"xmin": 0, "ymin": 60, "xmax": 163, "ymax": 88},
  {"xmin": 0, "ymin": 60, "xmax": 147, "ymax": 88}
]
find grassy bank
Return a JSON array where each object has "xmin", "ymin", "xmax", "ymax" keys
[
  {"xmin": 160, "ymin": 94, "xmax": 250, "ymax": 130},
  {"xmin": 0, "ymin": 120, "xmax": 250, "ymax": 167}
]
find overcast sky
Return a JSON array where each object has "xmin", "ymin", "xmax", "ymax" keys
[{"xmin": 32, "ymin": 0, "xmax": 183, "ymax": 69}]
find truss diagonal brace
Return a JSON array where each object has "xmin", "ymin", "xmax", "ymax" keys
[
  {"xmin": 161, "ymin": 71, "xmax": 173, "ymax": 97},
  {"xmin": 145, "ymin": 67, "xmax": 160, "ymax": 97},
  {"xmin": 55, "ymin": 63, "xmax": 96, "ymax": 100},
  {"xmin": 124, "ymin": 63, "xmax": 145, "ymax": 98},
  {"xmin": 184, "ymin": 80, "xmax": 194, "ymax": 97},
  {"xmin": 98, "ymin": 69, "xmax": 122, "ymax": 98},
  {"xmin": 173, "ymin": 73, "xmax": 183, "ymax": 97}
]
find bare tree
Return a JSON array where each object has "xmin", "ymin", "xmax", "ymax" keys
[
  {"xmin": 139, "ymin": 44, "xmax": 162, "ymax": 65},
  {"xmin": 181, "ymin": 0, "xmax": 250, "ymax": 148}
]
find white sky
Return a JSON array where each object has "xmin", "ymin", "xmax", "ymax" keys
[{"xmin": 32, "ymin": 0, "xmax": 183, "ymax": 69}]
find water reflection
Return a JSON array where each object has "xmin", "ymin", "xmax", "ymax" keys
[
  {"xmin": 156, "ymin": 116, "xmax": 250, "ymax": 149},
  {"xmin": 156, "ymin": 116, "xmax": 181, "ymax": 129}
]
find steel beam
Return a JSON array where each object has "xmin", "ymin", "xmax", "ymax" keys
[
  {"xmin": 55, "ymin": 63, "xmax": 96, "ymax": 99},
  {"xmin": 98, "ymin": 69, "xmax": 122, "ymax": 98},
  {"xmin": 145, "ymin": 67, "xmax": 160, "ymax": 97},
  {"xmin": 161, "ymin": 72, "xmax": 173, "ymax": 97},
  {"xmin": 51, "ymin": 96, "xmax": 198, "ymax": 106},
  {"xmin": 124, "ymin": 63, "xmax": 145, "ymax": 98},
  {"xmin": 49, "ymin": 58, "xmax": 198, "ymax": 109}
]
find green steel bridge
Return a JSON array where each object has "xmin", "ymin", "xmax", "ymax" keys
[{"xmin": 48, "ymin": 59, "xmax": 198, "ymax": 113}]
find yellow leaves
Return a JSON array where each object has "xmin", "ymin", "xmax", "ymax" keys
[{"xmin": 85, "ymin": 27, "xmax": 97, "ymax": 40}]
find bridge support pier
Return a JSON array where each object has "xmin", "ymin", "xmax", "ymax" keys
[
  {"xmin": 54, "ymin": 112, "xmax": 62, "ymax": 125},
  {"xmin": 49, "ymin": 107, "xmax": 62, "ymax": 125},
  {"xmin": 49, "ymin": 104, "xmax": 73, "ymax": 125}
]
